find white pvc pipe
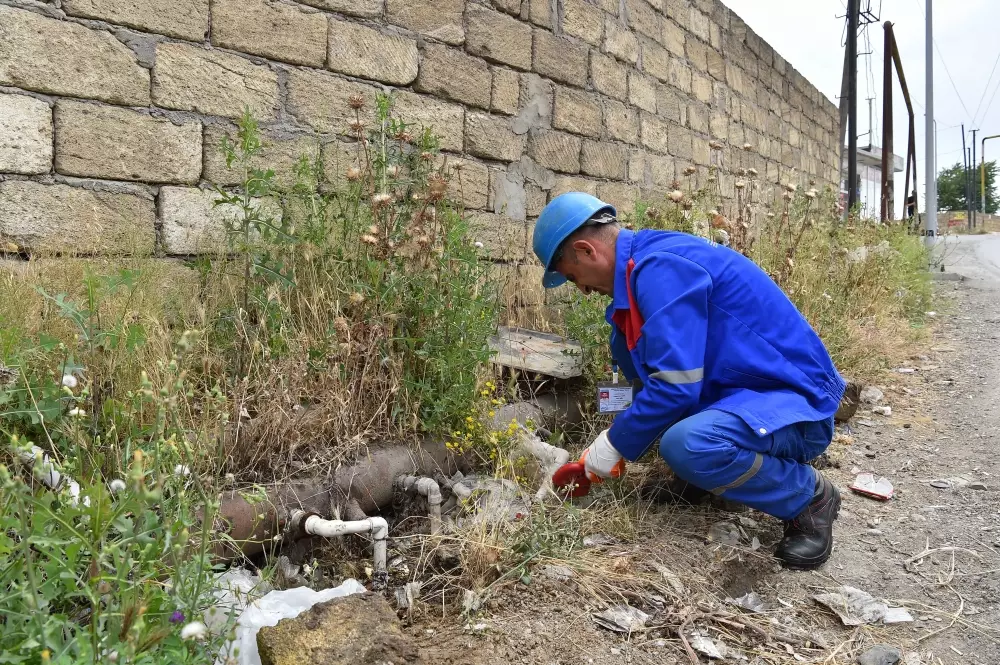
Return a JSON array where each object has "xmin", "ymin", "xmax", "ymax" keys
[
  {"xmin": 515, "ymin": 429, "xmax": 571, "ymax": 502},
  {"xmin": 396, "ymin": 475, "xmax": 442, "ymax": 534},
  {"xmin": 16, "ymin": 444, "xmax": 89, "ymax": 507},
  {"xmin": 296, "ymin": 511, "xmax": 388, "ymax": 583}
]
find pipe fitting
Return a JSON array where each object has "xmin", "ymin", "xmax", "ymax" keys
[
  {"xmin": 292, "ymin": 510, "xmax": 388, "ymax": 589},
  {"xmin": 396, "ymin": 475, "xmax": 442, "ymax": 534}
]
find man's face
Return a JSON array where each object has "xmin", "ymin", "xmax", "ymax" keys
[{"xmin": 551, "ymin": 238, "xmax": 615, "ymax": 296}]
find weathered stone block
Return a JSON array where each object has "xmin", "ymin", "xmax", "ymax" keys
[
  {"xmin": 534, "ymin": 31, "xmax": 589, "ymax": 87},
  {"xmin": 629, "ymin": 72, "xmax": 657, "ymax": 113},
  {"xmin": 604, "ymin": 99, "xmax": 640, "ymax": 144},
  {"xmin": 553, "ymin": 86, "xmax": 602, "ymax": 137},
  {"xmin": 656, "ymin": 85, "xmax": 685, "ymax": 124},
  {"xmin": 204, "ymin": 125, "xmax": 319, "ymax": 189},
  {"xmin": 664, "ymin": 0, "xmax": 689, "ymax": 29},
  {"xmin": 416, "ymin": 44, "xmax": 492, "ymax": 109},
  {"xmin": 528, "ymin": 130, "xmax": 582, "ymax": 174},
  {"xmin": 491, "ymin": 263, "xmax": 546, "ymax": 307},
  {"xmin": 393, "ymin": 91, "xmax": 464, "ymax": 152},
  {"xmin": 668, "ymin": 56, "xmax": 693, "ymax": 93},
  {"xmin": 287, "ymin": 68, "xmax": 377, "ymax": 133},
  {"xmin": 692, "ymin": 134, "xmax": 710, "ymax": 165},
  {"xmin": 387, "ymin": 0, "xmax": 464, "ymax": 44},
  {"xmin": 709, "ymin": 111, "xmax": 728, "ymax": 139},
  {"xmin": 319, "ymin": 140, "xmax": 362, "ymax": 188},
  {"xmin": 581, "ymin": 140, "xmax": 628, "ymax": 179},
  {"xmin": 648, "ymin": 153, "xmax": 674, "ymax": 186},
  {"xmin": 160, "ymin": 186, "xmax": 280, "ymax": 255},
  {"xmin": 626, "ymin": 0, "xmax": 661, "ymax": 40},
  {"xmin": 597, "ymin": 181, "xmax": 638, "ymax": 214},
  {"xmin": 563, "ymin": 0, "xmax": 604, "ymax": 45},
  {"xmin": 153, "ymin": 43, "xmax": 278, "ymax": 120},
  {"xmin": 211, "ymin": 0, "xmax": 326, "ymax": 67},
  {"xmin": 641, "ymin": 38, "xmax": 671, "ymax": 83},
  {"xmin": 661, "ymin": 17, "xmax": 685, "ymax": 56},
  {"xmin": 437, "ymin": 156, "xmax": 491, "ymax": 210},
  {"xmin": 0, "ymin": 94, "xmax": 51, "ymax": 175},
  {"xmin": 689, "ymin": 7, "xmax": 710, "ymax": 41},
  {"xmin": 492, "ymin": 69, "xmax": 521, "ymax": 115},
  {"xmin": 327, "ymin": 20, "xmax": 419, "ymax": 85},
  {"xmin": 605, "ymin": 19, "xmax": 639, "ymax": 64},
  {"xmin": 686, "ymin": 102, "xmax": 708, "ymax": 134},
  {"xmin": 468, "ymin": 212, "xmax": 529, "ymax": 260},
  {"xmin": 692, "ymin": 72, "xmax": 713, "ymax": 104},
  {"xmin": 55, "ymin": 101, "xmax": 201, "ymax": 185},
  {"xmin": 640, "ymin": 112, "xmax": 671, "ymax": 154},
  {"xmin": 528, "ymin": 0, "xmax": 554, "ymax": 28},
  {"xmin": 64, "ymin": 0, "xmax": 208, "ymax": 41},
  {"xmin": 467, "ymin": 5, "xmax": 532, "ymax": 70},
  {"xmin": 726, "ymin": 63, "xmax": 746, "ymax": 96},
  {"xmin": 298, "ymin": 0, "xmax": 381, "ymax": 16},
  {"xmin": 551, "ymin": 175, "xmax": 597, "ymax": 198},
  {"xmin": 493, "ymin": 0, "xmax": 522, "ymax": 14},
  {"xmin": 686, "ymin": 36, "xmax": 708, "ymax": 72},
  {"xmin": 706, "ymin": 46, "xmax": 726, "ymax": 81},
  {"xmin": 628, "ymin": 150, "xmax": 648, "ymax": 184},
  {"xmin": 466, "ymin": 113, "xmax": 525, "ymax": 162},
  {"xmin": 0, "ymin": 6, "xmax": 149, "ymax": 106},
  {"xmin": 669, "ymin": 126, "xmax": 693, "ymax": 160},
  {"xmin": 591, "ymin": 52, "xmax": 628, "ymax": 101},
  {"xmin": 0, "ymin": 181, "xmax": 154, "ymax": 254}
]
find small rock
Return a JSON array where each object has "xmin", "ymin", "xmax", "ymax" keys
[
  {"xmin": 539, "ymin": 565, "xmax": 574, "ymax": 582},
  {"xmin": 861, "ymin": 386, "xmax": 885, "ymax": 404},
  {"xmin": 707, "ymin": 521, "xmax": 741, "ymax": 547},
  {"xmin": 858, "ymin": 645, "xmax": 902, "ymax": 665},
  {"xmin": 968, "ymin": 482, "xmax": 988, "ymax": 491},
  {"xmin": 873, "ymin": 406, "xmax": 892, "ymax": 417}
]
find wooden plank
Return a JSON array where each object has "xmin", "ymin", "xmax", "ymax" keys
[{"xmin": 488, "ymin": 326, "xmax": 583, "ymax": 379}]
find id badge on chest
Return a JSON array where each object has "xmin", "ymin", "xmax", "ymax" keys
[{"xmin": 596, "ymin": 365, "xmax": 633, "ymax": 414}]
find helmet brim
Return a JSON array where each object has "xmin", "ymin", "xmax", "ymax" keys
[{"xmin": 542, "ymin": 270, "xmax": 567, "ymax": 289}]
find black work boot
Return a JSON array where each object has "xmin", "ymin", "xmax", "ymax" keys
[
  {"xmin": 775, "ymin": 472, "xmax": 841, "ymax": 570},
  {"xmin": 638, "ymin": 476, "xmax": 710, "ymax": 506}
]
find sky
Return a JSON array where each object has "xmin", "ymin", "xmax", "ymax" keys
[{"xmin": 721, "ymin": 0, "xmax": 1000, "ymax": 218}]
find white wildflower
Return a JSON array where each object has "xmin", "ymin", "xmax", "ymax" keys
[
  {"xmin": 668, "ymin": 190, "xmax": 685, "ymax": 203},
  {"xmin": 109, "ymin": 479, "xmax": 126, "ymax": 493},
  {"xmin": 62, "ymin": 374, "xmax": 78, "ymax": 389},
  {"xmin": 474, "ymin": 241, "xmax": 484, "ymax": 249},
  {"xmin": 371, "ymin": 192, "xmax": 392, "ymax": 206},
  {"xmin": 180, "ymin": 621, "xmax": 207, "ymax": 641},
  {"xmin": 173, "ymin": 464, "xmax": 191, "ymax": 477},
  {"xmin": 68, "ymin": 407, "xmax": 86, "ymax": 418},
  {"xmin": 805, "ymin": 189, "xmax": 818, "ymax": 200}
]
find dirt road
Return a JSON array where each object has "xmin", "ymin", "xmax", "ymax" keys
[{"xmin": 412, "ymin": 234, "xmax": 1000, "ymax": 665}]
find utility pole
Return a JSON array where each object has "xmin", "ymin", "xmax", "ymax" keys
[
  {"xmin": 925, "ymin": 0, "xmax": 937, "ymax": 247},
  {"xmin": 972, "ymin": 129, "xmax": 978, "ymax": 227},
  {"xmin": 847, "ymin": 0, "xmax": 860, "ymax": 215},
  {"xmin": 962, "ymin": 126, "xmax": 970, "ymax": 230}
]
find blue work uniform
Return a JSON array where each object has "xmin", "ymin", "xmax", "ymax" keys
[{"xmin": 605, "ymin": 229, "xmax": 845, "ymax": 521}]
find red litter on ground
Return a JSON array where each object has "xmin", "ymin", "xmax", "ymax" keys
[{"xmin": 850, "ymin": 473, "xmax": 894, "ymax": 500}]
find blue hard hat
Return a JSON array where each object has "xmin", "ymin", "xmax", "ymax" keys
[{"xmin": 533, "ymin": 192, "xmax": 616, "ymax": 288}]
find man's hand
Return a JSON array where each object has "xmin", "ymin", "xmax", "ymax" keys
[{"xmin": 580, "ymin": 430, "xmax": 626, "ymax": 483}]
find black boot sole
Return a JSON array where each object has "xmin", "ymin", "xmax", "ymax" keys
[{"xmin": 778, "ymin": 488, "xmax": 842, "ymax": 570}]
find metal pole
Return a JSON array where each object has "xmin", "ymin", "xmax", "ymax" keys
[
  {"xmin": 962, "ymin": 127, "xmax": 970, "ymax": 229},
  {"xmin": 848, "ymin": 0, "xmax": 860, "ymax": 215},
  {"xmin": 925, "ymin": 0, "xmax": 937, "ymax": 246},
  {"xmin": 881, "ymin": 22, "xmax": 894, "ymax": 223},
  {"xmin": 972, "ymin": 129, "xmax": 978, "ymax": 227}
]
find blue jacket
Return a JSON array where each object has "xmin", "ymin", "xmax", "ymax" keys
[{"xmin": 605, "ymin": 229, "xmax": 846, "ymax": 461}]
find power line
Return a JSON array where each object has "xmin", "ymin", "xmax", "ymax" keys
[
  {"xmin": 972, "ymin": 49, "xmax": 1000, "ymax": 127},
  {"xmin": 913, "ymin": 0, "xmax": 974, "ymax": 123},
  {"xmin": 979, "ymin": 75, "xmax": 1000, "ymax": 131}
]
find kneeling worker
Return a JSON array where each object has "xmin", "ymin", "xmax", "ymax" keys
[{"xmin": 533, "ymin": 192, "xmax": 845, "ymax": 569}]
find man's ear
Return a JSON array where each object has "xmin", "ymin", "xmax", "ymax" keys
[{"xmin": 571, "ymin": 238, "xmax": 597, "ymax": 258}]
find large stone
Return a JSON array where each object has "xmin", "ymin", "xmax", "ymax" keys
[
  {"xmin": 553, "ymin": 87, "xmax": 601, "ymax": 137},
  {"xmin": 286, "ymin": 69, "xmax": 378, "ymax": 134},
  {"xmin": 551, "ymin": 175, "xmax": 597, "ymax": 198},
  {"xmin": 437, "ymin": 156, "xmax": 490, "ymax": 210},
  {"xmin": 211, "ymin": 0, "xmax": 326, "ymax": 67},
  {"xmin": 685, "ymin": 36, "xmax": 708, "ymax": 72},
  {"xmin": 562, "ymin": 0, "xmax": 604, "ymax": 45},
  {"xmin": 604, "ymin": 19, "xmax": 639, "ymax": 64},
  {"xmin": 656, "ymin": 84, "xmax": 685, "ymax": 124},
  {"xmin": 298, "ymin": 0, "xmax": 381, "ymax": 17},
  {"xmin": 415, "ymin": 44, "xmax": 491, "ymax": 110},
  {"xmin": 467, "ymin": 5, "xmax": 532, "ymax": 70},
  {"xmin": 533, "ymin": 31, "xmax": 589, "ymax": 87},
  {"xmin": 54, "ymin": 101, "xmax": 201, "ymax": 185},
  {"xmin": 669, "ymin": 126, "xmax": 694, "ymax": 161},
  {"xmin": 629, "ymin": 72, "xmax": 657, "ymax": 113},
  {"xmin": 591, "ymin": 52, "xmax": 628, "ymax": 102},
  {"xmin": 0, "ymin": 181, "xmax": 155, "ymax": 254},
  {"xmin": 204, "ymin": 125, "xmax": 320, "ymax": 189},
  {"xmin": 596, "ymin": 181, "xmax": 638, "ymax": 214},
  {"xmin": 319, "ymin": 140, "xmax": 362, "ymax": 188},
  {"xmin": 153, "ymin": 43, "xmax": 278, "ymax": 120},
  {"xmin": 492, "ymin": 68, "xmax": 521, "ymax": 115},
  {"xmin": 661, "ymin": 16, "xmax": 685, "ymax": 56},
  {"xmin": 392, "ymin": 92, "xmax": 465, "ymax": 152},
  {"xmin": 642, "ymin": 37, "xmax": 672, "ymax": 82},
  {"xmin": 686, "ymin": 102, "xmax": 709, "ymax": 134},
  {"xmin": 159, "ymin": 186, "xmax": 280, "ymax": 255},
  {"xmin": 692, "ymin": 71, "xmax": 713, "ymax": 104},
  {"xmin": 327, "ymin": 20, "xmax": 418, "ymax": 86},
  {"xmin": 668, "ymin": 56, "xmax": 693, "ymax": 93},
  {"xmin": 466, "ymin": 113, "xmax": 525, "ymax": 162},
  {"xmin": 468, "ymin": 213, "xmax": 529, "ymax": 261},
  {"xmin": 0, "ymin": 94, "xmax": 51, "ymax": 175},
  {"xmin": 0, "ymin": 6, "xmax": 149, "ymax": 106},
  {"xmin": 640, "ymin": 112, "xmax": 671, "ymax": 154},
  {"xmin": 386, "ymin": 0, "xmax": 464, "ymax": 45},
  {"xmin": 528, "ymin": 0, "xmax": 554, "ymax": 28},
  {"xmin": 603, "ymin": 99, "xmax": 640, "ymax": 144},
  {"xmin": 257, "ymin": 593, "xmax": 422, "ymax": 665},
  {"xmin": 64, "ymin": 0, "xmax": 208, "ymax": 41},
  {"xmin": 625, "ymin": 0, "xmax": 661, "ymax": 40},
  {"xmin": 581, "ymin": 141, "xmax": 628, "ymax": 180},
  {"xmin": 528, "ymin": 130, "xmax": 582, "ymax": 174}
]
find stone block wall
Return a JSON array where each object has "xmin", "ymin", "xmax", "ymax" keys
[{"xmin": 0, "ymin": 0, "xmax": 841, "ymax": 323}]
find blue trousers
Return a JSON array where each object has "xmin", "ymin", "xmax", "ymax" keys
[{"xmin": 658, "ymin": 410, "xmax": 833, "ymax": 521}]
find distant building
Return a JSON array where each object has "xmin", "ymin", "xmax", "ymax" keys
[{"xmin": 840, "ymin": 144, "xmax": 905, "ymax": 219}]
